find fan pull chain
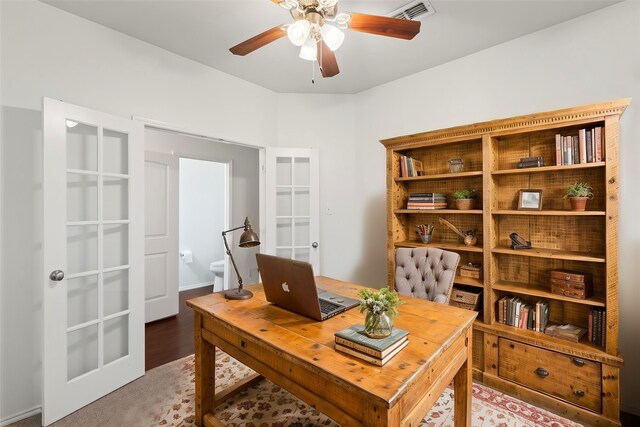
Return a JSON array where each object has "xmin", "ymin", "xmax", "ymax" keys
[{"xmin": 311, "ymin": 57, "xmax": 315, "ymax": 84}]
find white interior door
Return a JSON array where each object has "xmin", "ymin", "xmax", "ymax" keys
[
  {"xmin": 144, "ymin": 151, "xmax": 178, "ymax": 322},
  {"xmin": 43, "ymin": 98, "xmax": 144, "ymax": 425},
  {"xmin": 264, "ymin": 148, "xmax": 320, "ymax": 271}
]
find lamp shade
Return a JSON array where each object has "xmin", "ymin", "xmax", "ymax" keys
[
  {"xmin": 299, "ymin": 37, "xmax": 317, "ymax": 61},
  {"xmin": 320, "ymin": 23, "xmax": 344, "ymax": 51},
  {"xmin": 239, "ymin": 229, "xmax": 260, "ymax": 247},
  {"xmin": 287, "ymin": 20, "xmax": 311, "ymax": 46}
]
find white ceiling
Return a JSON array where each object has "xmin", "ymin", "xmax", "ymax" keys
[{"xmin": 42, "ymin": 0, "xmax": 620, "ymax": 94}]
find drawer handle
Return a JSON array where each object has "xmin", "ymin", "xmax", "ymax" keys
[
  {"xmin": 572, "ymin": 357, "xmax": 586, "ymax": 367},
  {"xmin": 574, "ymin": 390, "xmax": 585, "ymax": 398},
  {"xmin": 535, "ymin": 367, "xmax": 549, "ymax": 378}
]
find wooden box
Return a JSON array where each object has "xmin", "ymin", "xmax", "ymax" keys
[
  {"xmin": 450, "ymin": 287, "xmax": 482, "ymax": 311},
  {"xmin": 460, "ymin": 263, "xmax": 482, "ymax": 279},
  {"xmin": 550, "ymin": 270, "xmax": 593, "ymax": 299}
]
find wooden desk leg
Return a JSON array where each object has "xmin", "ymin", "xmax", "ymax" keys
[
  {"xmin": 194, "ymin": 312, "xmax": 216, "ymax": 427},
  {"xmin": 453, "ymin": 328, "xmax": 473, "ymax": 427}
]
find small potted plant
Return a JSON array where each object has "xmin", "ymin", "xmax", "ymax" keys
[
  {"xmin": 357, "ymin": 288, "xmax": 404, "ymax": 338},
  {"xmin": 453, "ymin": 189, "xmax": 477, "ymax": 210},
  {"xmin": 564, "ymin": 182, "xmax": 593, "ymax": 211}
]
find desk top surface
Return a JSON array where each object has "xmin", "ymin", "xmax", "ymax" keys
[{"xmin": 187, "ymin": 276, "xmax": 477, "ymax": 405}]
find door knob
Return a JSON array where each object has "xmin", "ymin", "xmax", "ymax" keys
[
  {"xmin": 312, "ymin": 242, "xmax": 318, "ymax": 248},
  {"xmin": 49, "ymin": 270, "xmax": 65, "ymax": 281}
]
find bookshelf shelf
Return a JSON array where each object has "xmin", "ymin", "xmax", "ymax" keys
[
  {"xmin": 491, "ymin": 162, "xmax": 605, "ymax": 176},
  {"xmin": 492, "ymin": 246, "xmax": 606, "ymax": 263},
  {"xmin": 381, "ymin": 99, "xmax": 629, "ymax": 425},
  {"xmin": 493, "ymin": 280, "xmax": 605, "ymax": 307},
  {"xmin": 454, "ymin": 276, "xmax": 484, "ymax": 288},
  {"xmin": 394, "ymin": 240, "xmax": 484, "ymax": 253},
  {"xmin": 395, "ymin": 170, "xmax": 483, "ymax": 182},
  {"xmin": 394, "ymin": 209, "xmax": 483, "ymax": 215},
  {"xmin": 491, "ymin": 210, "xmax": 606, "ymax": 216}
]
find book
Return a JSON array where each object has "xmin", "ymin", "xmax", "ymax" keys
[
  {"xmin": 579, "ymin": 129, "xmax": 587, "ymax": 164},
  {"xmin": 566, "ymin": 136, "xmax": 573, "ymax": 165},
  {"xmin": 335, "ymin": 340, "xmax": 409, "ymax": 366},
  {"xmin": 334, "ymin": 324, "xmax": 409, "ymax": 353},
  {"xmin": 336, "ymin": 335, "xmax": 408, "ymax": 359},
  {"xmin": 555, "ymin": 134, "xmax": 562, "ymax": 165},
  {"xmin": 573, "ymin": 136, "xmax": 580, "ymax": 165},
  {"xmin": 413, "ymin": 159, "xmax": 423, "ymax": 175},
  {"xmin": 588, "ymin": 309, "xmax": 593, "ymax": 343},
  {"xmin": 586, "ymin": 130, "xmax": 593, "ymax": 163},
  {"xmin": 594, "ymin": 126, "xmax": 602, "ymax": 162},
  {"xmin": 545, "ymin": 324, "xmax": 587, "ymax": 343}
]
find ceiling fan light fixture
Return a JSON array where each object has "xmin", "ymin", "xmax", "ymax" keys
[
  {"xmin": 287, "ymin": 19, "xmax": 311, "ymax": 46},
  {"xmin": 333, "ymin": 13, "xmax": 351, "ymax": 30},
  {"xmin": 299, "ymin": 37, "xmax": 317, "ymax": 61},
  {"xmin": 320, "ymin": 23, "xmax": 344, "ymax": 51},
  {"xmin": 278, "ymin": 0, "xmax": 298, "ymax": 10}
]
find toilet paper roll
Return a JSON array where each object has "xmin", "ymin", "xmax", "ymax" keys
[{"xmin": 180, "ymin": 250, "xmax": 193, "ymax": 264}]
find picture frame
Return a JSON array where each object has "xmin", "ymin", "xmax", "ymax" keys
[{"xmin": 518, "ymin": 189, "xmax": 543, "ymax": 210}]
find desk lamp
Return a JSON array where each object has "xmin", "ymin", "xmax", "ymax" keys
[{"xmin": 223, "ymin": 217, "xmax": 260, "ymax": 300}]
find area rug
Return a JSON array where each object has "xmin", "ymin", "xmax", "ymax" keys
[
  {"xmin": 13, "ymin": 350, "xmax": 582, "ymax": 427},
  {"xmin": 152, "ymin": 350, "xmax": 581, "ymax": 427}
]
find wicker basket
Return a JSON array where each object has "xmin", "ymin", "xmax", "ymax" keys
[{"xmin": 449, "ymin": 287, "xmax": 482, "ymax": 311}]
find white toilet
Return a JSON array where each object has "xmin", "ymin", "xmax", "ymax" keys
[{"xmin": 209, "ymin": 259, "xmax": 225, "ymax": 291}]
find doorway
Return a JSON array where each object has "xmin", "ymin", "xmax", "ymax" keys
[{"xmin": 178, "ymin": 157, "xmax": 229, "ymax": 292}]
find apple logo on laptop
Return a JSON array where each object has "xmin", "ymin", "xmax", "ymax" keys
[{"xmin": 281, "ymin": 282, "xmax": 290, "ymax": 292}]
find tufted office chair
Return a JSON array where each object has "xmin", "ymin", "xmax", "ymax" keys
[{"xmin": 395, "ymin": 247, "xmax": 460, "ymax": 305}]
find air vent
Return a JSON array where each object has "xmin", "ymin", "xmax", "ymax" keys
[{"xmin": 389, "ymin": 0, "xmax": 435, "ymax": 21}]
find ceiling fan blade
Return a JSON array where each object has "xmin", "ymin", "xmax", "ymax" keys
[
  {"xmin": 229, "ymin": 26, "xmax": 286, "ymax": 56},
  {"xmin": 348, "ymin": 13, "xmax": 421, "ymax": 40},
  {"xmin": 317, "ymin": 40, "xmax": 339, "ymax": 78}
]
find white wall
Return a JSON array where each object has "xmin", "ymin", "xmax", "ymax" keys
[
  {"xmin": 351, "ymin": 0, "xmax": 640, "ymax": 414},
  {"xmin": 178, "ymin": 158, "xmax": 226, "ymax": 290},
  {"xmin": 0, "ymin": 0, "xmax": 274, "ymax": 423}
]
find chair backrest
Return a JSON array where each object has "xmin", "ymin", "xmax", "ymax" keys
[{"xmin": 394, "ymin": 247, "xmax": 460, "ymax": 305}]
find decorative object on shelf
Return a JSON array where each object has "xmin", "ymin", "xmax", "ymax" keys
[
  {"xmin": 438, "ymin": 217, "xmax": 477, "ymax": 246},
  {"xmin": 509, "ymin": 232, "xmax": 531, "ymax": 250},
  {"xmin": 356, "ymin": 287, "xmax": 404, "ymax": 338},
  {"xmin": 460, "ymin": 262, "xmax": 482, "ymax": 279},
  {"xmin": 449, "ymin": 286, "xmax": 482, "ymax": 311},
  {"xmin": 417, "ymin": 223, "xmax": 434, "ymax": 244},
  {"xmin": 544, "ymin": 324, "xmax": 587, "ymax": 343},
  {"xmin": 550, "ymin": 270, "xmax": 593, "ymax": 300},
  {"xmin": 516, "ymin": 156, "xmax": 545, "ymax": 169},
  {"xmin": 448, "ymin": 158, "xmax": 464, "ymax": 173},
  {"xmin": 453, "ymin": 189, "xmax": 477, "ymax": 210},
  {"xmin": 222, "ymin": 217, "xmax": 261, "ymax": 300},
  {"xmin": 517, "ymin": 189, "xmax": 543, "ymax": 210},
  {"xmin": 564, "ymin": 182, "xmax": 593, "ymax": 211},
  {"xmin": 406, "ymin": 193, "xmax": 447, "ymax": 210}
]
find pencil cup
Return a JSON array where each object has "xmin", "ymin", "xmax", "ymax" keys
[{"xmin": 419, "ymin": 233, "xmax": 433, "ymax": 244}]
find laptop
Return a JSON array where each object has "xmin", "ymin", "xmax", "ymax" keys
[{"xmin": 256, "ymin": 253, "xmax": 359, "ymax": 321}]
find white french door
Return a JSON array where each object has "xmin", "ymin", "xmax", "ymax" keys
[
  {"xmin": 144, "ymin": 151, "xmax": 179, "ymax": 322},
  {"xmin": 43, "ymin": 98, "xmax": 144, "ymax": 425},
  {"xmin": 264, "ymin": 148, "xmax": 320, "ymax": 271}
]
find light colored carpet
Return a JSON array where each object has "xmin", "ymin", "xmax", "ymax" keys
[{"xmin": 12, "ymin": 350, "xmax": 582, "ymax": 426}]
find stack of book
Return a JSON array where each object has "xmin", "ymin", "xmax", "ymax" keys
[
  {"xmin": 588, "ymin": 308, "xmax": 606, "ymax": 348},
  {"xmin": 334, "ymin": 324, "xmax": 409, "ymax": 366},
  {"xmin": 399, "ymin": 155, "xmax": 423, "ymax": 177},
  {"xmin": 555, "ymin": 127, "xmax": 603, "ymax": 165},
  {"xmin": 544, "ymin": 324, "xmax": 587, "ymax": 343},
  {"xmin": 406, "ymin": 193, "xmax": 447, "ymax": 210},
  {"xmin": 517, "ymin": 156, "xmax": 545, "ymax": 169},
  {"xmin": 497, "ymin": 297, "xmax": 549, "ymax": 332}
]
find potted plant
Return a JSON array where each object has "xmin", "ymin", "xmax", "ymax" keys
[
  {"xmin": 453, "ymin": 189, "xmax": 477, "ymax": 210},
  {"xmin": 357, "ymin": 288, "xmax": 404, "ymax": 338},
  {"xmin": 564, "ymin": 182, "xmax": 593, "ymax": 211}
]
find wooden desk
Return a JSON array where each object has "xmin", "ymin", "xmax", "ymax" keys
[{"xmin": 187, "ymin": 276, "xmax": 477, "ymax": 427}]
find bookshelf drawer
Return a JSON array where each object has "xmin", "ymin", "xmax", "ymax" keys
[{"xmin": 498, "ymin": 338, "xmax": 601, "ymax": 412}]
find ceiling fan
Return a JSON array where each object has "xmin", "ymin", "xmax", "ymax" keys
[{"xmin": 229, "ymin": 0, "xmax": 421, "ymax": 79}]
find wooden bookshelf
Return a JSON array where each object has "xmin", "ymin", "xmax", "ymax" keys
[{"xmin": 381, "ymin": 99, "xmax": 630, "ymax": 426}]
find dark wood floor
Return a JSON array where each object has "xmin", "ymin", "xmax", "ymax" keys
[
  {"xmin": 144, "ymin": 286, "xmax": 211, "ymax": 371},
  {"xmin": 144, "ymin": 287, "xmax": 640, "ymax": 424}
]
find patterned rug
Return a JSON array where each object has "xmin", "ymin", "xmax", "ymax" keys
[{"xmin": 153, "ymin": 350, "xmax": 582, "ymax": 427}]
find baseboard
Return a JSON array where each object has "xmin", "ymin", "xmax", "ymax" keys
[
  {"xmin": 1, "ymin": 406, "xmax": 41, "ymax": 426},
  {"xmin": 179, "ymin": 281, "xmax": 214, "ymax": 292}
]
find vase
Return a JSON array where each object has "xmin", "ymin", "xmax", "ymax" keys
[{"xmin": 364, "ymin": 310, "xmax": 393, "ymax": 338}]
